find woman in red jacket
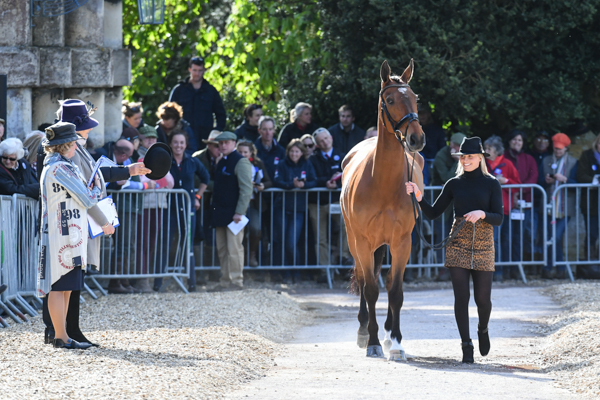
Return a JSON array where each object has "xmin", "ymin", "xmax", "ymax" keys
[{"xmin": 484, "ymin": 135, "xmax": 521, "ymax": 281}]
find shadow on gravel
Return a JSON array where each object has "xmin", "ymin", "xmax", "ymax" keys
[{"xmin": 402, "ymin": 356, "xmax": 555, "ymax": 382}]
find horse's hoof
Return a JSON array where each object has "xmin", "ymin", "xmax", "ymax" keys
[
  {"xmin": 357, "ymin": 334, "xmax": 369, "ymax": 349},
  {"xmin": 382, "ymin": 339, "xmax": 392, "ymax": 353},
  {"xmin": 366, "ymin": 345, "xmax": 384, "ymax": 358},
  {"xmin": 388, "ymin": 349, "xmax": 407, "ymax": 362}
]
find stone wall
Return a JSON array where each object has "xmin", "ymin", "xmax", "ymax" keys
[{"xmin": 0, "ymin": 0, "xmax": 130, "ymax": 144}]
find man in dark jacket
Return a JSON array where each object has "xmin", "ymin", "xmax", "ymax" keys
[
  {"xmin": 234, "ymin": 104, "xmax": 263, "ymax": 142},
  {"xmin": 308, "ymin": 128, "xmax": 352, "ymax": 266},
  {"xmin": 209, "ymin": 132, "xmax": 253, "ymax": 291},
  {"xmin": 255, "ymin": 116, "xmax": 286, "ymax": 181},
  {"xmin": 169, "ymin": 56, "xmax": 226, "ymax": 150},
  {"xmin": 328, "ymin": 105, "xmax": 366, "ymax": 155}
]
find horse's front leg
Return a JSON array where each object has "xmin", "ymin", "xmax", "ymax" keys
[
  {"xmin": 355, "ymin": 244, "xmax": 383, "ymax": 357},
  {"xmin": 356, "ymin": 284, "xmax": 369, "ymax": 349},
  {"xmin": 384, "ymin": 238, "xmax": 411, "ymax": 361}
]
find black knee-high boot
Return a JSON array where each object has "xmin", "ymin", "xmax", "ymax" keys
[
  {"xmin": 66, "ymin": 291, "xmax": 97, "ymax": 346},
  {"xmin": 42, "ymin": 295, "xmax": 54, "ymax": 344}
]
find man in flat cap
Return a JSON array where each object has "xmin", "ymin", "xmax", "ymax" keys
[{"xmin": 209, "ymin": 131, "xmax": 253, "ymax": 291}]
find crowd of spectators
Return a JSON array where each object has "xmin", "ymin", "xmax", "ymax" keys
[{"xmin": 1, "ymin": 55, "xmax": 599, "ymax": 293}]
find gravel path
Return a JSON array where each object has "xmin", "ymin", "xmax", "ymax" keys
[
  {"xmin": 228, "ymin": 287, "xmax": 579, "ymax": 400},
  {"xmin": 0, "ymin": 289, "xmax": 311, "ymax": 400}
]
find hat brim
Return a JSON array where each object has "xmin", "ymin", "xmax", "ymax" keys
[
  {"xmin": 144, "ymin": 142, "xmax": 173, "ymax": 180},
  {"xmin": 451, "ymin": 151, "xmax": 491, "ymax": 158},
  {"xmin": 202, "ymin": 139, "xmax": 218, "ymax": 144},
  {"xmin": 41, "ymin": 134, "xmax": 78, "ymax": 147},
  {"xmin": 62, "ymin": 117, "xmax": 99, "ymax": 131}
]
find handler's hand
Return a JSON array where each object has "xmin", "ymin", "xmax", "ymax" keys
[
  {"xmin": 232, "ymin": 213, "xmax": 243, "ymax": 223},
  {"xmin": 404, "ymin": 182, "xmax": 422, "ymax": 201},
  {"xmin": 128, "ymin": 162, "xmax": 152, "ymax": 176},
  {"xmin": 464, "ymin": 210, "xmax": 486, "ymax": 223},
  {"xmin": 102, "ymin": 223, "xmax": 115, "ymax": 235}
]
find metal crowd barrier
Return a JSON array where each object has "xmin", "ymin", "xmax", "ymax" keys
[
  {"xmin": 88, "ymin": 189, "xmax": 193, "ymax": 294},
  {"xmin": 551, "ymin": 184, "xmax": 600, "ymax": 282},
  {"xmin": 0, "ymin": 194, "xmax": 41, "ymax": 326}
]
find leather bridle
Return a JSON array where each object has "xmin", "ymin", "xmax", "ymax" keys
[{"xmin": 379, "ymin": 83, "xmax": 420, "ymax": 146}]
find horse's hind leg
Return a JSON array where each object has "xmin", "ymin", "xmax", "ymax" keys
[{"xmin": 385, "ymin": 238, "xmax": 411, "ymax": 361}]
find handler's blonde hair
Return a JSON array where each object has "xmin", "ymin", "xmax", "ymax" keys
[
  {"xmin": 44, "ymin": 141, "xmax": 75, "ymax": 155},
  {"xmin": 455, "ymin": 154, "xmax": 493, "ymax": 178}
]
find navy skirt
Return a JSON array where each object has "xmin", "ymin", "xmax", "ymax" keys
[{"xmin": 51, "ymin": 267, "xmax": 84, "ymax": 291}]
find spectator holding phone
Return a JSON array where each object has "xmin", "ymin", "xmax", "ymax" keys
[{"xmin": 273, "ymin": 139, "xmax": 317, "ymax": 266}]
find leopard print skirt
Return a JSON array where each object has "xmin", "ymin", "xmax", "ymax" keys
[{"xmin": 445, "ymin": 217, "xmax": 495, "ymax": 271}]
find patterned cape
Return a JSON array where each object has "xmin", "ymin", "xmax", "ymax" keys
[{"xmin": 37, "ymin": 153, "xmax": 100, "ymax": 297}]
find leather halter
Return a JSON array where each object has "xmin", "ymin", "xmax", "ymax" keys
[{"xmin": 379, "ymin": 83, "xmax": 420, "ymax": 146}]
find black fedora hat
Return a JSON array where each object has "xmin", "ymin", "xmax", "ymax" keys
[
  {"xmin": 451, "ymin": 136, "xmax": 490, "ymax": 158},
  {"xmin": 143, "ymin": 142, "xmax": 172, "ymax": 180}
]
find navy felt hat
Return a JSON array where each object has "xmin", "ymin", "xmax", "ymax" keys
[
  {"xmin": 42, "ymin": 122, "xmax": 78, "ymax": 147},
  {"xmin": 451, "ymin": 136, "xmax": 490, "ymax": 158},
  {"xmin": 60, "ymin": 99, "xmax": 99, "ymax": 131},
  {"xmin": 143, "ymin": 142, "xmax": 172, "ymax": 180}
]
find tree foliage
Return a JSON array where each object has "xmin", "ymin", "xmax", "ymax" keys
[{"xmin": 123, "ymin": 0, "xmax": 600, "ymax": 138}]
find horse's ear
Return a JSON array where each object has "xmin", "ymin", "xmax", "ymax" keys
[
  {"xmin": 401, "ymin": 59, "xmax": 414, "ymax": 84},
  {"xmin": 380, "ymin": 60, "xmax": 391, "ymax": 83}
]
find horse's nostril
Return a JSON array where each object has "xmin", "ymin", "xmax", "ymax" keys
[{"xmin": 409, "ymin": 135, "xmax": 417, "ymax": 146}]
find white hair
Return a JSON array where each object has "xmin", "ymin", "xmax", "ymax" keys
[{"xmin": 0, "ymin": 138, "xmax": 25, "ymax": 159}]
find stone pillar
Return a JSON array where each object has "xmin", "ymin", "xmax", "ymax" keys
[
  {"xmin": 65, "ymin": 0, "xmax": 105, "ymax": 47},
  {"xmin": 105, "ymin": 87, "xmax": 123, "ymax": 143},
  {"xmin": 104, "ymin": 1, "xmax": 123, "ymax": 49},
  {"xmin": 32, "ymin": 89, "xmax": 64, "ymax": 130},
  {"xmin": 32, "ymin": 15, "xmax": 64, "ymax": 47},
  {"xmin": 64, "ymin": 88, "xmax": 105, "ymax": 145},
  {"xmin": 0, "ymin": 0, "xmax": 31, "ymax": 46},
  {"xmin": 7, "ymin": 89, "xmax": 33, "ymax": 139}
]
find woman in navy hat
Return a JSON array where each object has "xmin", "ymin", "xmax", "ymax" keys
[{"xmin": 406, "ymin": 136, "xmax": 503, "ymax": 364}]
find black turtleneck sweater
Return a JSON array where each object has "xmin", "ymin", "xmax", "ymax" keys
[{"xmin": 418, "ymin": 167, "xmax": 504, "ymax": 226}]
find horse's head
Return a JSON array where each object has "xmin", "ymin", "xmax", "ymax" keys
[{"xmin": 379, "ymin": 60, "xmax": 425, "ymax": 153}]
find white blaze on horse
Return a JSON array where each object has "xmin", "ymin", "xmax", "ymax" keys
[{"xmin": 341, "ymin": 60, "xmax": 425, "ymax": 360}]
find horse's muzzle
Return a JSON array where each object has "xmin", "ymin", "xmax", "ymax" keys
[{"xmin": 407, "ymin": 133, "xmax": 425, "ymax": 152}]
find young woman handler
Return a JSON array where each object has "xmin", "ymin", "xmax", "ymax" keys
[{"xmin": 406, "ymin": 137, "xmax": 504, "ymax": 363}]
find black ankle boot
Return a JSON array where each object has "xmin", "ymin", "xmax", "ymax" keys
[
  {"xmin": 461, "ymin": 340, "xmax": 474, "ymax": 363},
  {"xmin": 478, "ymin": 325, "xmax": 490, "ymax": 356}
]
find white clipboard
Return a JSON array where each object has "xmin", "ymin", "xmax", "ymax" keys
[{"xmin": 88, "ymin": 196, "xmax": 120, "ymax": 238}]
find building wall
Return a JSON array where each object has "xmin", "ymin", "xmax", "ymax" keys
[{"xmin": 0, "ymin": 0, "xmax": 130, "ymax": 143}]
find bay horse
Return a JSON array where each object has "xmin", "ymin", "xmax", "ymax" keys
[{"xmin": 341, "ymin": 60, "xmax": 425, "ymax": 360}]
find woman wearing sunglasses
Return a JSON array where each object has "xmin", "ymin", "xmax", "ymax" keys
[{"xmin": 0, "ymin": 137, "xmax": 39, "ymax": 199}]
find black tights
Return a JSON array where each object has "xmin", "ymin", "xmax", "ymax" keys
[{"xmin": 448, "ymin": 268, "xmax": 493, "ymax": 343}]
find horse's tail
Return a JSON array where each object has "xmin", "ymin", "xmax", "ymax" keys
[{"xmin": 349, "ymin": 245, "xmax": 387, "ymax": 295}]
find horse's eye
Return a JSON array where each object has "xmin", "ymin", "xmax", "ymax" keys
[{"xmin": 386, "ymin": 97, "xmax": 394, "ymax": 105}]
